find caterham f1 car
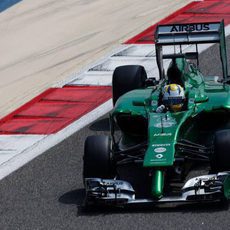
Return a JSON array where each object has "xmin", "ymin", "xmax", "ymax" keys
[{"xmin": 83, "ymin": 21, "xmax": 230, "ymax": 207}]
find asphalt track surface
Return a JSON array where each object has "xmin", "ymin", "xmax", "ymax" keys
[{"xmin": 0, "ymin": 39, "xmax": 230, "ymax": 230}]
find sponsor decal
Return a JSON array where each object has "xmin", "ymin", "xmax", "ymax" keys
[
  {"xmin": 105, "ymin": 181, "xmax": 123, "ymax": 185},
  {"xmin": 170, "ymin": 23, "xmax": 210, "ymax": 33},
  {"xmin": 154, "ymin": 121, "xmax": 175, "ymax": 128},
  {"xmin": 189, "ymin": 99, "xmax": 195, "ymax": 104},
  {"xmin": 155, "ymin": 154, "xmax": 164, "ymax": 159},
  {"xmin": 154, "ymin": 133, "xmax": 172, "ymax": 137},
  {"xmin": 151, "ymin": 100, "xmax": 158, "ymax": 106},
  {"xmin": 154, "ymin": 117, "xmax": 176, "ymax": 128},
  {"xmin": 152, "ymin": 143, "xmax": 171, "ymax": 147},
  {"xmin": 154, "ymin": 147, "xmax": 166, "ymax": 153}
]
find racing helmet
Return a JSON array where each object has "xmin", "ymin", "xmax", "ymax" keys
[{"xmin": 162, "ymin": 84, "xmax": 185, "ymax": 112}]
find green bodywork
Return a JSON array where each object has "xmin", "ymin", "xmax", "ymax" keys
[
  {"xmin": 112, "ymin": 53, "xmax": 230, "ymax": 198},
  {"xmin": 223, "ymin": 175, "xmax": 230, "ymax": 199},
  {"xmin": 111, "ymin": 21, "xmax": 230, "ymax": 198}
]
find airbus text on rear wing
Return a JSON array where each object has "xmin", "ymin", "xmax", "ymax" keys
[{"xmin": 155, "ymin": 21, "xmax": 225, "ymax": 45}]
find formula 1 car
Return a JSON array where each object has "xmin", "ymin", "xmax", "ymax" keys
[{"xmin": 83, "ymin": 21, "xmax": 230, "ymax": 207}]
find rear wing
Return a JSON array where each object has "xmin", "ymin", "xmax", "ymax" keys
[
  {"xmin": 155, "ymin": 21, "xmax": 228, "ymax": 80},
  {"xmin": 155, "ymin": 21, "xmax": 225, "ymax": 45}
]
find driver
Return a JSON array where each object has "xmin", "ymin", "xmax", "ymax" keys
[{"xmin": 156, "ymin": 84, "xmax": 185, "ymax": 113}]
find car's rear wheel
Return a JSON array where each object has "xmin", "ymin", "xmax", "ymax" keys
[
  {"xmin": 112, "ymin": 65, "xmax": 147, "ymax": 105},
  {"xmin": 83, "ymin": 135, "xmax": 114, "ymax": 179},
  {"xmin": 211, "ymin": 129, "xmax": 230, "ymax": 172}
]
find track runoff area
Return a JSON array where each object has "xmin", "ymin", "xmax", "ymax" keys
[{"xmin": 0, "ymin": 0, "xmax": 230, "ymax": 180}]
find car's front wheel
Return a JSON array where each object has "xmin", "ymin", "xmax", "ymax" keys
[
  {"xmin": 211, "ymin": 129, "xmax": 230, "ymax": 172},
  {"xmin": 83, "ymin": 135, "xmax": 114, "ymax": 180}
]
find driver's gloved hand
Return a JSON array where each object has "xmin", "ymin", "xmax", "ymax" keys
[{"xmin": 156, "ymin": 105, "xmax": 165, "ymax": 113}]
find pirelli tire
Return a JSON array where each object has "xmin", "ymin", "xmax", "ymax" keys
[
  {"xmin": 211, "ymin": 129, "xmax": 230, "ymax": 172},
  {"xmin": 83, "ymin": 135, "xmax": 114, "ymax": 180},
  {"xmin": 112, "ymin": 65, "xmax": 147, "ymax": 105}
]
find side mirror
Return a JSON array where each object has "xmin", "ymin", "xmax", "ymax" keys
[
  {"xmin": 194, "ymin": 95, "xmax": 208, "ymax": 103},
  {"xmin": 133, "ymin": 100, "xmax": 146, "ymax": 106}
]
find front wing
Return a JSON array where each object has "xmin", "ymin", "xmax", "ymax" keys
[{"xmin": 84, "ymin": 172, "xmax": 230, "ymax": 207}]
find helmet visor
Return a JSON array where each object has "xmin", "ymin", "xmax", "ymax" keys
[{"xmin": 163, "ymin": 97, "xmax": 184, "ymax": 105}]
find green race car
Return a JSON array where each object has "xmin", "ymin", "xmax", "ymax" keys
[{"xmin": 83, "ymin": 21, "xmax": 230, "ymax": 207}]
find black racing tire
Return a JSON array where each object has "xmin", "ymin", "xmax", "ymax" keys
[
  {"xmin": 83, "ymin": 135, "xmax": 113, "ymax": 179},
  {"xmin": 112, "ymin": 65, "xmax": 147, "ymax": 105},
  {"xmin": 211, "ymin": 129, "xmax": 230, "ymax": 172}
]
